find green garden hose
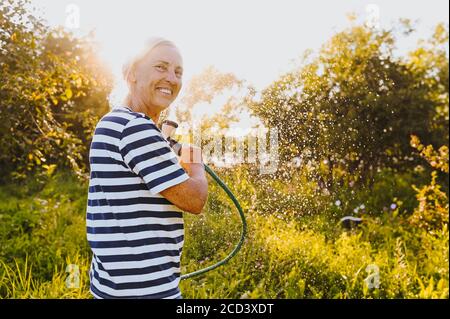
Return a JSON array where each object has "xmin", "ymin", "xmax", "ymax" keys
[
  {"xmin": 181, "ymin": 164, "xmax": 247, "ymax": 280},
  {"xmin": 160, "ymin": 120, "xmax": 247, "ymax": 280}
]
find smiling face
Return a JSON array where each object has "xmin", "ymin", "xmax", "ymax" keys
[{"xmin": 130, "ymin": 44, "xmax": 183, "ymax": 116}]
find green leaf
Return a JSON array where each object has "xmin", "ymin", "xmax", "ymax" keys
[{"xmin": 65, "ymin": 88, "xmax": 73, "ymax": 99}]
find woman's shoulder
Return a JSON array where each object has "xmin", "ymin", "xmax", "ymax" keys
[{"xmin": 93, "ymin": 106, "xmax": 161, "ymax": 140}]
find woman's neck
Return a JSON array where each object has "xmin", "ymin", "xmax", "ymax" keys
[{"xmin": 124, "ymin": 95, "xmax": 160, "ymax": 124}]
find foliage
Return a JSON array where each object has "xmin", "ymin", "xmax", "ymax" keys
[
  {"xmin": 249, "ymin": 22, "xmax": 449, "ymax": 187},
  {"xmin": 0, "ymin": 0, "xmax": 113, "ymax": 181},
  {"xmin": 408, "ymin": 135, "xmax": 449, "ymax": 232},
  {"xmin": 1, "ymin": 157, "xmax": 447, "ymax": 299},
  {"xmin": 0, "ymin": 172, "xmax": 91, "ymax": 297},
  {"xmin": 410, "ymin": 135, "xmax": 449, "ymax": 173},
  {"xmin": 0, "ymin": 6, "xmax": 447, "ymax": 300}
]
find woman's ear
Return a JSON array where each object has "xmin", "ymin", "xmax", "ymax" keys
[
  {"xmin": 128, "ymin": 66, "xmax": 137, "ymax": 84},
  {"xmin": 123, "ymin": 63, "xmax": 137, "ymax": 86}
]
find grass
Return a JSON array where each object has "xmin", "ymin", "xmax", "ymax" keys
[{"xmin": 0, "ymin": 168, "xmax": 448, "ymax": 299}]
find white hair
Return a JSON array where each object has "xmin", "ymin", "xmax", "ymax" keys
[{"xmin": 122, "ymin": 37, "xmax": 178, "ymax": 84}]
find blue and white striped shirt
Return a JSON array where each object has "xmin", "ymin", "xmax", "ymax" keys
[{"xmin": 86, "ymin": 106, "xmax": 189, "ymax": 299}]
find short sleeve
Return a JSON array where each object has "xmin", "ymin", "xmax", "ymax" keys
[{"xmin": 118, "ymin": 116, "xmax": 189, "ymax": 194}]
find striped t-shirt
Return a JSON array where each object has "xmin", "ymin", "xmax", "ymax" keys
[{"xmin": 86, "ymin": 106, "xmax": 190, "ymax": 299}]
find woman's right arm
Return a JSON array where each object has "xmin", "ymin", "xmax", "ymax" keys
[{"xmin": 160, "ymin": 145, "xmax": 208, "ymax": 214}]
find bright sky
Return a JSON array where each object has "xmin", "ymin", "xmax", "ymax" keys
[{"xmin": 31, "ymin": 0, "xmax": 449, "ymax": 119}]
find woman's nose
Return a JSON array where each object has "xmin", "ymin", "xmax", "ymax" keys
[{"xmin": 165, "ymin": 70, "xmax": 179, "ymax": 84}]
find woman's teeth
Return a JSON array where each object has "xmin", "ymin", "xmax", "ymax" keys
[{"xmin": 157, "ymin": 88, "xmax": 172, "ymax": 95}]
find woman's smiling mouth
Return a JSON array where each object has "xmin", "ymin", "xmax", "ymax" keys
[{"xmin": 157, "ymin": 87, "xmax": 173, "ymax": 96}]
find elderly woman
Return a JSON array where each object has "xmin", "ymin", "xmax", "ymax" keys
[{"xmin": 86, "ymin": 37, "xmax": 208, "ymax": 299}]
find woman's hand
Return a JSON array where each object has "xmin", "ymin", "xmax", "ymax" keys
[
  {"xmin": 160, "ymin": 144, "xmax": 208, "ymax": 214},
  {"xmin": 179, "ymin": 144, "xmax": 204, "ymax": 174}
]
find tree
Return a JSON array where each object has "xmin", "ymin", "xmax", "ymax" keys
[
  {"xmin": 407, "ymin": 23, "xmax": 449, "ymax": 147},
  {"xmin": 0, "ymin": 0, "xmax": 113, "ymax": 180},
  {"xmin": 41, "ymin": 28, "xmax": 113, "ymax": 168},
  {"xmin": 249, "ymin": 20, "xmax": 449, "ymax": 188}
]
